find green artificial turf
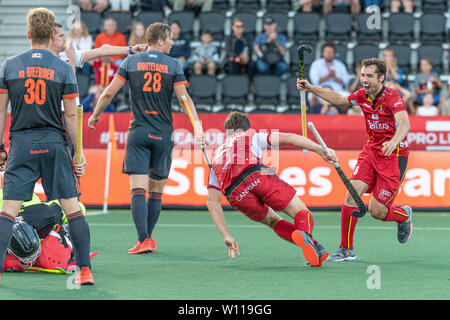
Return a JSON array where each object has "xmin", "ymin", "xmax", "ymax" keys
[{"xmin": 1, "ymin": 209, "xmax": 449, "ymax": 300}]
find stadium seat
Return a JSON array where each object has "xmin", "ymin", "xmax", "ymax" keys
[
  {"xmin": 232, "ymin": 12, "xmax": 257, "ymax": 38},
  {"xmin": 221, "ymin": 75, "xmax": 249, "ymax": 108},
  {"xmin": 293, "ymin": 12, "xmax": 320, "ymax": 42},
  {"xmin": 266, "ymin": 0, "xmax": 292, "ymax": 11},
  {"xmin": 420, "ymin": 13, "xmax": 446, "ymax": 43},
  {"xmin": 421, "ymin": 0, "xmax": 447, "ymax": 13},
  {"xmin": 188, "ymin": 75, "xmax": 217, "ymax": 109},
  {"xmin": 286, "ymin": 75, "xmax": 301, "ymax": 109},
  {"xmin": 386, "ymin": 44, "xmax": 412, "ymax": 74},
  {"xmin": 334, "ymin": 43, "xmax": 348, "ymax": 68},
  {"xmin": 262, "ymin": 12, "xmax": 288, "ymax": 37},
  {"xmin": 198, "ymin": 12, "xmax": 226, "ymax": 41},
  {"xmin": 355, "ymin": 13, "xmax": 382, "ymax": 42},
  {"xmin": 169, "ymin": 12, "xmax": 195, "ymax": 40},
  {"xmin": 235, "ymin": 0, "xmax": 260, "ymax": 11},
  {"xmin": 324, "ymin": 13, "xmax": 352, "ymax": 42},
  {"xmin": 252, "ymin": 75, "xmax": 281, "ymax": 110},
  {"xmin": 388, "ymin": 13, "xmax": 414, "ymax": 43},
  {"xmin": 136, "ymin": 11, "xmax": 164, "ymax": 27},
  {"xmin": 103, "ymin": 11, "xmax": 133, "ymax": 36},
  {"xmin": 289, "ymin": 43, "xmax": 316, "ymax": 76},
  {"xmin": 353, "ymin": 44, "xmax": 379, "ymax": 71},
  {"xmin": 417, "ymin": 44, "xmax": 443, "ymax": 74},
  {"xmin": 212, "ymin": 0, "xmax": 230, "ymax": 11},
  {"xmin": 80, "ymin": 11, "xmax": 102, "ymax": 37}
]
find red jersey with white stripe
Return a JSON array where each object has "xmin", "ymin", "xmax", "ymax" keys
[
  {"xmin": 208, "ymin": 129, "xmax": 271, "ymax": 193},
  {"xmin": 347, "ymin": 86, "xmax": 409, "ymax": 157}
]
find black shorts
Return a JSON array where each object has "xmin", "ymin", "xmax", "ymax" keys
[
  {"xmin": 122, "ymin": 127, "xmax": 173, "ymax": 180},
  {"xmin": 3, "ymin": 142, "xmax": 79, "ymax": 201}
]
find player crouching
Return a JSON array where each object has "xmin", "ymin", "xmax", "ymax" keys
[{"xmin": 206, "ymin": 112, "xmax": 338, "ymax": 267}]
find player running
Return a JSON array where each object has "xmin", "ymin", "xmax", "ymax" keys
[
  {"xmin": 206, "ymin": 111, "xmax": 338, "ymax": 267},
  {"xmin": 297, "ymin": 58, "xmax": 412, "ymax": 262},
  {"xmin": 88, "ymin": 22, "xmax": 204, "ymax": 255},
  {"xmin": 0, "ymin": 8, "xmax": 93, "ymax": 284}
]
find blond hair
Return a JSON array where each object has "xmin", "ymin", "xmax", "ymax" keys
[
  {"xmin": 68, "ymin": 21, "xmax": 89, "ymax": 39},
  {"xmin": 382, "ymin": 49, "xmax": 398, "ymax": 70},
  {"xmin": 27, "ymin": 7, "xmax": 55, "ymax": 44},
  {"xmin": 129, "ymin": 22, "xmax": 146, "ymax": 46}
]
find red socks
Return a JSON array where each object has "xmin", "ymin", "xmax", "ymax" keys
[
  {"xmin": 340, "ymin": 205, "xmax": 358, "ymax": 250},
  {"xmin": 294, "ymin": 210, "xmax": 314, "ymax": 235},
  {"xmin": 383, "ymin": 206, "xmax": 409, "ymax": 223},
  {"xmin": 273, "ymin": 220, "xmax": 296, "ymax": 243},
  {"xmin": 272, "ymin": 210, "xmax": 315, "ymax": 244}
]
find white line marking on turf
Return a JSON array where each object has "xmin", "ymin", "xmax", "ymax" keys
[{"xmin": 87, "ymin": 223, "xmax": 450, "ymax": 231}]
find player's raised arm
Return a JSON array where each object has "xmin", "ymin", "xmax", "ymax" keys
[
  {"xmin": 297, "ymin": 78, "xmax": 351, "ymax": 108},
  {"xmin": 269, "ymin": 132, "xmax": 338, "ymax": 164},
  {"xmin": 82, "ymin": 44, "xmax": 147, "ymax": 64},
  {"xmin": 206, "ymin": 187, "xmax": 240, "ymax": 259}
]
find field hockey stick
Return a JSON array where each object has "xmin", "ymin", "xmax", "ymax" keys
[
  {"xmin": 308, "ymin": 122, "xmax": 367, "ymax": 218},
  {"xmin": 298, "ymin": 45, "xmax": 312, "ymax": 154},
  {"xmin": 75, "ymin": 104, "xmax": 83, "ymax": 184},
  {"xmin": 180, "ymin": 95, "xmax": 212, "ymax": 169},
  {"xmin": 27, "ymin": 266, "xmax": 68, "ymax": 274}
]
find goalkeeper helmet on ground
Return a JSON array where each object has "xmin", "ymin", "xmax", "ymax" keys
[{"xmin": 7, "ymin": 220, "xmax": 41, "ymax": 265}]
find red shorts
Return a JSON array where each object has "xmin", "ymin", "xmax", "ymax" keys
[
  {"xmin": 228, "ymin": 171, "xmax": 297, "ymax": 222},
  {"xmin": 351, "ymin": 145, "xmax": 408, "ymax": 206}
]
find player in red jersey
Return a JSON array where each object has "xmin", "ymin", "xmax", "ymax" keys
[
  {"xmin": 297, "ymin": 58, "xmax": 413, "ymax": 262},
  {"xmin": 206, "ymin": 112, "xmax": 338, "ymax": 267}
]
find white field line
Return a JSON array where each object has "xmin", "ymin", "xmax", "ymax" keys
[{"xmin": 87, "ymin": 223, "xmax": 450, "ymax": 231}]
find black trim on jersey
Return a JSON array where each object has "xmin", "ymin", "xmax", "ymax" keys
[{"xmin": 366, "ymin": 85, "xmax": 386, "ymax": 110}]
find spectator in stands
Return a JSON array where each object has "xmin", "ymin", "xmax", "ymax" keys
[
  {"xmin": 298, "ymin": 0, "xmax": 320, "ymax": 12},
  {"xmin": 172, "ymin": 0, "xmax": 213, "ymax": 12},
  {"xmin": 66, "ymin": 21, "xmax": 93, "ymax": 52},
  {"xmin": 382, "ymin": 49, "xmax": 414, "ymax": 114},
  {"xmin": 224, "ymin": 18, "xmax": 254, "ymax": 79},
  {"xmin": 310, "ymin": 86, "xmax": 342, "ymax": 114},
  {"xmin": 82, "ymin": 85, "xmax": 116, "ymax": 112},
  {"xmin": 189, "ymin": 30, "xmax": 220, "ymax": 76},
  {"xmin": 309, "ymin": 43, "xmax": 350, "ymax": 94},
  {"xmin": 390, "ymin": 0, "xmax": 414, "ymax": 13},
  {"xmin": 253, "ymin": 17, "xmax": 287, "ymax": 77},
  {"xmin": 109, "ymin": 0, "xmax": 131, "ymax": 10},
  {"xmin": 416, "ymin": 93, "xmax": 439, "ymax": 116},
  {"xmin": 169, "ymin": 21, "xmax": 191, "ymax": 71},
  {"xmin": 94, "ymin": 18, "xmax": 127, "ymax": 67},
  {"xmin": 129, "ymin": 22, "xmax": 146, "ymax": 46},
  {"xmin": 360, "ymin": 0, "xmax": 382, "ymax": 12},
  {"xmin": 139, "ymin": 0, "xmax": 172, "ymax": 17},
  {"xmin": 323, "ymin": 0, "xmax": 360, "ymax": 19},
  {"xmin": 74, "ymin": 0, "xmax": 108, "ymax": 13},
  {"xmin": 66, "ymin": 21, "xmax": 94, "ymax": 77},
  {"xmin": 92, "ymin": 55, "xmax": 119, "ymax": 88},
  {"xmin": 438, "ymin": 80, "xmax": 450, "ymax": 115},
  {"xmin": 414, "ymin": 57, "xmax": 443, "ymax": 106}
]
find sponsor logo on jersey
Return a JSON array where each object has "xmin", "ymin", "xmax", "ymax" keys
[
  {"xmin": 32, "ymin": 52, "xmax": 42, "ymax": 59},
  {"xmin": 378, "ymin": 189, "xmax": 392, "ymax": 201},
  {"xmin": 367, "ymin": 120, "xmax": 389, "ymax": 130},
  {"xmin": 235, "ymin": 178, "xmax": 261, "ymax": 202}
]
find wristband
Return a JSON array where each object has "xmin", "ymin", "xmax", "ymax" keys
[{"xmin": 129, "ymin": 46, "xmax": 133, "ymax": 55}]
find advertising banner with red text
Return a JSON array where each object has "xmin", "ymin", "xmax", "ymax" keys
[
  {"xmin": 15, "ymin": 149, "xmax": 445, "ymax": 209},
  {"xmin": 3, "ymin": 114, "xmax": 448, "ymax": 151}
]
